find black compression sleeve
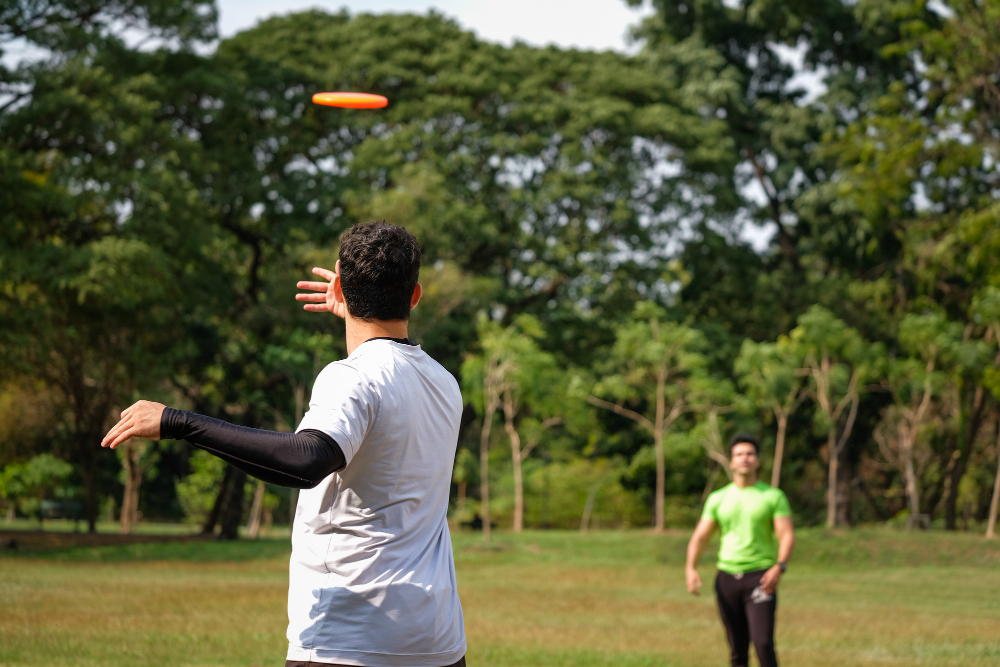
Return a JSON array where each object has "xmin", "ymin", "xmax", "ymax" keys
[{"xmin": 161, "ymin": 407, "xmax": 346, "ymax": 489}]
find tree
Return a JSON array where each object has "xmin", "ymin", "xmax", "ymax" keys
[
  {"xmin": 451, "ymin": 448, "xmax": 477, "ymax": 522},
  {"xmin": 0, "ymin": 454, "xmax": 76, "ymax": 523},
  {"xmin": 791, "ymin": 306, "xmax": 876, "ymax": 527},
  {"xmin": 813, "ymin": 1, "xmax": 1000, "ymax": 529},
  {"xmin": 496, "ymin": 321, "xmax": 567, "ymax": 532},
  {"xmin": 139, "ymin": 7, "xmax": 733, "ymax": 537},
  {"xmin": 463, "ymin": 315, "xmax": 568, "ymax": 534},
  {"xmin": 461, "ymin": 319, "xmax": 506, "ymax": 542},
  {"xmin": 974, "ymin": 289, "xmax": 1000, "ymax": 539},
  {"xmin": 589, "ymin": 301, "xmax": 713, "ymax": 532},
  {"xmin": 0, "ymin": 0, "xmax": 217, "ymax": 532},
  {"xmin": 628, "ymin": 0, "xmax": 936, "ymax": 279},
  {"xmin": 876, "ymin": 313, "xmax": 966, "ymax": 528},
  {"xmin": 117, "ymin": 439, "xmax": 160, "ymax": 534},
  {"xmin": 735, "ymin": 338, "xmax": 806, "ymax": 487}
]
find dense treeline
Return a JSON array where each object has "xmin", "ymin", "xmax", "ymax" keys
[{"xmin": 1, "ymin": 1, "xmax": 998, "ymax": 538}]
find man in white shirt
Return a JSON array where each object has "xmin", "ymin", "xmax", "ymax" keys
[{"xmin": 103, "ymin": 221, "xmax": 467, "ymax": 667}]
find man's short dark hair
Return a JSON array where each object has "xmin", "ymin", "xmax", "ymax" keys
[
  {"xmin": 338, "ymin": 221, "xmax": 421, "ymax": 321},
  {"xmin": 728, "ymin": 433, "xmax": 759, "ymax": 456}
]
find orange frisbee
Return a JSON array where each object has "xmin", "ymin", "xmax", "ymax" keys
[{"xmin": 312, "ymin": 92, "xmax": 388, "ymax": 109}]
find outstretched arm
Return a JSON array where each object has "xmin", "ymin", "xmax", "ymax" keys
[{"xmin": 101, "ymin": 401, "xmax": 345, "ymax": 489}]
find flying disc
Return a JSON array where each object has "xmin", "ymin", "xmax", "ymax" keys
[{"xmin": 312, "ymin": 92, "xmax": 388, "ymax": 109}]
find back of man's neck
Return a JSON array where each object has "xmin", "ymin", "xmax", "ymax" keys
[{"xmin": 346, "ymin": 317, "xmax": 410, "ymax": 355}]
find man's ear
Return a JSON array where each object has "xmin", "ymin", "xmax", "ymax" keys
[
  {"xmin": 333, "ymin": 273, "xmax": 346, "ymax": 307},
  {"xmin": 410, "ymin": 283, "xmax": 423, "ymax": 310}
]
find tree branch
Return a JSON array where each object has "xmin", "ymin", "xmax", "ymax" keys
[{"xmin": 587, "ymin": 395, "xmax": 654, "ymax": 432}]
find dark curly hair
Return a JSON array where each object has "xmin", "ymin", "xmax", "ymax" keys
[
  {"xmin": 338, "ymin": 221, "xmax": 421, "ymax": 321},
  {"xmin": 728, "ymin": 433, "xmax": 760, "ymax": 456}
]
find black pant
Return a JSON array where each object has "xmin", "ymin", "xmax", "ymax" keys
[{"xmin": 715, "ymin": 569, "xmax": 777, "ymax": 667}]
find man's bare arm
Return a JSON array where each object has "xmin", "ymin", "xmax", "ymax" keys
[
  {"xmin": 686, "ymin": 518, "xmax": 716, "ymax": 595},
  {"xmin": 775, "ymin": 516, "xmax": 794, "ymax": 563},
  {"xmin": 760, "ymin": 516, "xmax": 795, "ymax": 594}
]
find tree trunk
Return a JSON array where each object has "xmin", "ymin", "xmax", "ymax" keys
[
  {"xmin": 246, "ymin": 479, "xmax": 266, "ymax": 540},
  {"xmin": 119, "ymin": 484, "xmax": 133, "ymax": 535},
  {"xmin": 946, "ymin": 386, "xmax": 986, "ymax": 530},
  {"xmin": 654, "ymin": 428, "xmax": 665, "ymax": 533},
  {"xmin": 857, "ymin": 474, "xmax": 890, "ymax": 522},
  {"xmin": 119, "ymin": 443, "xmax": 142, "ymax": 535},
  {"xmin": 902, "ymin": 434, "xmax": 921, "ymax": 529},
  {"xmin": 700, "ymin": 464, "xmax": 720, "ymax": 510},
  {"xmin": 835, "ymin": 448, "xmax": 853, "ymax": 527},
  {"xmin": 201, "ymin": 465, "xmax": 234, "ymax": 535},
  {"xmin": 504, "ymin": 411, "xmax": 524, "ymax": 532},
  {"xmin": 987, "ymin": 422, "xmax": 1000, "ymax": 540},
  {"xmin": 81, "ymin": 441, "xmax": 98, "ymax": 534},
  {"xmin": 653, "ymin": 369, "xmax": 666, "ymax": 534},
  {"xmin": 202, "ymin": 464, "xmax": 248, "ymax": 539},
  {"xmin": 771, "ymin": 413, "xmax": 788, "ymax": 488},
  {"xmin": 511, "ymin": 447, "xmax": 524, "ymax": 532},
  {"xmin": 479, "ymin": 407, "xmax": 493, "ymax": 542},
  {"xmin": 826, "ymin": 433, "xmax": 838, "ymax": 528},
  {"xmin": 456, "ymin": 481, "xmax": 466, "ymax": 516},
  {"xmin": 218, "ymin": 468, "xmax": 247, "ymax": 540},
  {"xmin": 923, "ymin": 446, "xmax": 954, "ymax": 519}
]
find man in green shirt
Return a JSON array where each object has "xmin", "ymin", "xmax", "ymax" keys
[{"xmin": 686, "ymin": 434, "xmax": 795, "ymax": 667}]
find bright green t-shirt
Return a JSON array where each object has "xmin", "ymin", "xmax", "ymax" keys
[{"xmin": 701, "ymin": 481, "xmax": 791, "ymax": 574}]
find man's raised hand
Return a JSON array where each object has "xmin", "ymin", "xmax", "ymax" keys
[
  {"xmin": 295, "ymin": 262, "xmax": 347, "ymax": 319},
  {"xmin": 101, "ymin": 400, "xmax": 165, "ymax": 449}
]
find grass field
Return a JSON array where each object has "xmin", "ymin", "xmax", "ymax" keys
[{"xmin": 2, "ymin": 527, "xmax": 999, "ymax": 666}]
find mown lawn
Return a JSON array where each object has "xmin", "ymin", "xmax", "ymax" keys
[{"xmin": 1, "ymin": 528, "xmax": 999, "ymax": 666}]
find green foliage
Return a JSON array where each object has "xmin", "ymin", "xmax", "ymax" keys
[
  {"xmin": 0, "ymin": 453, "xmax": 77, "ymax": 517},
  {"xmin": 791, "ymin": 306, "xmax": 879, "ymax": 427},
  {"xmin": 735, "ymin": 338, "xmax": 803, "ymax": 412},
  {"xmin": 523, "ymin": 458, "xmax": 651, "ymax": 529},
  {"xmin": 452, "ymin": 448, "xmax": 478, "ymax": 487},
  {"xmin": 174, "ymin": 450, "xmax": 225, "ymax": 525},
  {"xmin": 3, "ymin": 1, "xmax": 1000, "ymax": 534},
  {"xmin": 593, "ymin": 301, "xmax": 710, "ymax": 411}
]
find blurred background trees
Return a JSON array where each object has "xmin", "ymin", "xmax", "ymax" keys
[{"xmin": 2, "ymin": 0, "xmax": 999, "ymax": 536}]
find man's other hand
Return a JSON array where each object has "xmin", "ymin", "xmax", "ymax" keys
[
  {"xmin": 296, "ymin": 261, "xmax": 347, "ymax": 319},
  {"xmin": 686, "ymin": 568, "xmax": 703, "ymax": 595},
  {"xmin": 101, "ymin": 400, "xmax": 165, "ymax": 449},
  {"xmin": 760, "ymin": 565, "xmax": 783, "ymax": 594}
]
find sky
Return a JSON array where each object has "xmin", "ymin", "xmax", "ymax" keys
[{"xmin": 216, "ymin": 0, "xmax": 652, "ymax": 52}]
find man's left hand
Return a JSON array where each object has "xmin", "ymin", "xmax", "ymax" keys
[
  {"xmin": 101, "ymin": 400, "xmax": 166, "ymax": 449},
  {"xmin": 295, "ymin": 262, "xmax": 347, "ymax": 319},
  {"xmin": 760, "ymin": 565, "xmax": 782, "ymax": 594}
]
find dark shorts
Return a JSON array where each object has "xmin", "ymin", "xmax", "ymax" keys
[{"xmin": 286, "ymin": 657, "xmax": 466, "ymax": 667}]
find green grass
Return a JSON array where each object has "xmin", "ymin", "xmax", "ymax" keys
[
  {"xmin": 2, "ymin": 517, "xmax": 292, "ymax": 539},
  {"xmin": 2, "ymin": 528, "xmax": 999, "ymax": 666}
]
